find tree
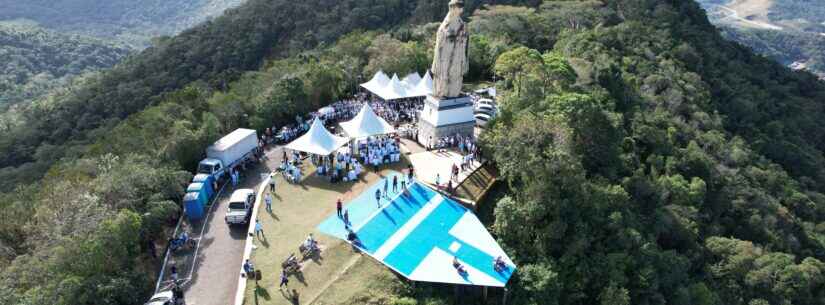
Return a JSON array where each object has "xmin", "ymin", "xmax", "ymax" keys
[
  {"xmin": 599, "ymin": 283, "xmax": 630, "ymax": 305},
  {"xmin": 494, "ymin": 46, "xmax": 543, "ymax": 97}
]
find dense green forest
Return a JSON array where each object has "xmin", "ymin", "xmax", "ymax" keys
[
  {"xmin": 2, "ymin": 0, "xmax": 825, "ymax": 304},
  {"xmin": 0, "ymin": 0, "xmax": 246, "ymax": 48},
  {"xmin": 0, "ymin": 22, "xmax": 130, "ymax": 109}
]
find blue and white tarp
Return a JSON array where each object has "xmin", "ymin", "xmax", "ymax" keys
[{"xmin": 318, "ymin": 173, "xmax": 515, "ymax": 287}]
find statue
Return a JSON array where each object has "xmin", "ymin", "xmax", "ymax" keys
[{"xmin": 431, "ymin": 0, "xmax": 469, "ymax": 99}]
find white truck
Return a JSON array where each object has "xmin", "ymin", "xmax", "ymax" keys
[
  {"xmin": 197, "ymin": 128, "xmax": 258, "ymax": 182},
  {"xmin": 225, "ymin": 189, "xmax": 255, "ymax": 225}
]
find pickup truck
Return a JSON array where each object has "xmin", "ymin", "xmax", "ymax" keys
[
  {"xmin": 198, "ymin": 128, "xmax": 258, "ymax": 182},
  {"xmin": 225, "ymin": 189, "xmax": 255, "ymax": 225}
]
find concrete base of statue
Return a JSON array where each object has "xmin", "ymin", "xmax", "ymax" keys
[{"xmin": 417, "ymin": 95, "xmax": 475, "ymax": 148}]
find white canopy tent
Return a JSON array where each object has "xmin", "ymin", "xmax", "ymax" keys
[
  {"xmin": 285, "ymin": 118, "xmax": 349, "ymax": 155},
  {"xmin": 412, "ymin": 70, "xmax": 434, "ymax": 97},
  {"xmin": 360, "ymin": 70, "xmax": 433, "ymax": 100},
  {"xmin": 402, "ymin": 72, "xmax": 422, "ymax": 87},
  {"xmin": 340, "ymin": 104, "xmax": 396, "ymax": 138},
  {"xmin": 360, "ymin": 70, "xmax": 391, "ymax": 96}
]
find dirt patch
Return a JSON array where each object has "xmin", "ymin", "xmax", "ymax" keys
[{"xmin": 727, "ymin": 0, "xmax": 773, "ymax": 23}]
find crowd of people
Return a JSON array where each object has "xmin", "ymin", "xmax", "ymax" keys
[
  {"xmin": 359, "ymin": 135, "xmax": 402, "ymax": 169},
  {"xmin": 313, "ymin": 149, "xmax": 364, "ymax": 183}
]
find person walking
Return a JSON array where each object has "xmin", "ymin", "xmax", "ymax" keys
[
  {"xmin": 255, "ymin": 220, "xmax": 264, "ymax": 239},
  {"xmin": 170, "ymin": 265, "xmax": 179, "ymax": 282},
  {"xmin": 392, "ymin": 176, "xmax": 398, "ymax": 193},
  {"xmin": 375, "ymin": 188, "xmax": 382, "ymax": 207},
  {"xmin": 435, "ymin": 173, "xmax": 441, "ymax": 188},
  {"xmin": 279, "ymin": 270, "xmax": 289, "ymax": 289},
  {"xmin": 336, "ymin": 198, "xmax": 343, "ymax": 218},
  {"xmin": 383, "ymin": 179, "xmax": 389, "ymax": 198},
  {"xmin": 269, "ymin": 172, "xmax": 276, "ymax": 192},
  {"xmin": 343, "ymin": 209, "xmax": 350, "ymax": 228},
  {"xmin": 452, "ymin": 164, "xmax": 459, "ymax": 181},
  {"xmin": 265, "ymin": 193, "xmax": 272, "ymax": 213},
  {"xmin": 408, "ymin": 165, "xmax": 415, "ymax": 181}
]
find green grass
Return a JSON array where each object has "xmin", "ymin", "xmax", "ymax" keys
[{"xmin": 244, "ymin": 159, "xmax": 410, "ymax": 305}]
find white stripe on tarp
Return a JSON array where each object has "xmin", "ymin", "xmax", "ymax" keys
[{"xmin": 373, "ymin": 195, "xmax": 444, "ymax": 260}]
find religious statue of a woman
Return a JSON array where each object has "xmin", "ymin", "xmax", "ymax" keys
[{"xmin": 431, "ymin": 0, "xmax": 469, "ymax": 99}]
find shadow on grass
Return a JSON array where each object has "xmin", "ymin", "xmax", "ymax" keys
[
  {"xmin": 305, "ymin": 248, "xmax": 325, "ymax": 265},
  {"xmin": 280, "ymin": 288, "xmax": 300, "ymax": 305},
  {"xmin": 295, "ymin": 271, "xmax": 308, "ymax": 286},
  {"xmin": 255, "ymin": 285, "xmax": 271, "ymax": 301},
  {"xmin": 266, "ymin": 209, "xmax": 280, "ymax": 221}
]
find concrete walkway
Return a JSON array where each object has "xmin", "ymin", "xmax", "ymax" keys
[{"xmin": 406, "ymin": 149, "xmax": 480, "ymax": 187}]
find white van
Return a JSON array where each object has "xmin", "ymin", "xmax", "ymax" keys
[{"xmin": 475, "ymin": 113, "xmax": 492, "ymax": 127}]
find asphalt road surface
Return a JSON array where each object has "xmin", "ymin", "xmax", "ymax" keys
[
  {"xmin": 182, "ymin": 146, "xmax": 284, "ymax": 305},
  {"xmin": 183, "ymin": 163, "xmax": 269, "ymax": 305}
]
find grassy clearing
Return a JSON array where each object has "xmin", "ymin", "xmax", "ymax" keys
[{"xmin": 244, "ymin": 158, "xmax": 410, "ymax": 305}]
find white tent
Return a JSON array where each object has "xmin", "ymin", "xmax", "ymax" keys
[
  {"xmin": 285, "ymin": 118, "xmax": 349, "ymax": 155},
  {"xmin": 360, "ymin": 70, "xmax": 391, "ymax": 96},
  {"xmin": 387, "ymin": 74, "xmax": 409, "ymax": 100},
  {"xmin": 360, "ymin": 70, "xmax": 433, "ymax": 100},
  {"xmin": 340, "ymin": 104, "xmax": 396, "ymax": 138},
  {"xmin": 412, "ymin": 70, "xmax": 434, "ymax": 96},
  {"xmin": 402, "ymin": 72, "xmax": 422, "ymax": 87}
]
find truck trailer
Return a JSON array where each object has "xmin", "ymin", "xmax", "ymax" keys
[{"xmin": 197, "ymin": 128, "xmax": 258, "ymax": 182}]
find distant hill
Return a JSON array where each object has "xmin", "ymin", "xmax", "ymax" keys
[
  {"xmin": 699, "ymin": 0, "xmax": 825, "ymax": 78},
  {"xmin": 0, "ymin": 0, "xmax": 245, "ymax": 48},
  {"xmin": 0, "ymin": 0, "xmax": 245, "ymax": 109},
  {"xmin": 0, "ymin": 22, "xmax": 130, "ymax": 109}
]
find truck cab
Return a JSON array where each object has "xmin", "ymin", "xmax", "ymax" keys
[
  {"xmin": 225, "ymin": 189, "xmax": 255, "ymax": 225},
  {"xmin": 198, "ymin": 128, "xmax": 258, "ymax": 182},
  {"xmin": 197, "ymin": 158, "xmax": 225, "ymax": 180}
]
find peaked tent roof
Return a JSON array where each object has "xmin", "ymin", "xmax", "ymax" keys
[
  {"xmin": 360, "ymin": 70, "xmax": 391, "ymax": 96},
  {"xmin": 285, "ymin": 118, "xmax": 349, "ymax": 155},
  {"xmin": 340, "ymin": 104, "xmax": 396, "ymax": 138},
  {"xmin": 412, "ymin": 70, "xmax": 434, "ymax": 96},
  {"xmin": 360, "ymin": 70, "xmax": 434, "ymax": 100},
  {"xmin": 402, "ymin": 72, "xmax": 422, "ymax": 87},
  {"xmin": 387, "ymin": 74, "xmax": 409, "ymax": 100}
]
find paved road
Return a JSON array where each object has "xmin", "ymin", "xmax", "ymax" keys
[{"xmin": 183, "ymin": 147, "xmax": 284, "ymax": 305}]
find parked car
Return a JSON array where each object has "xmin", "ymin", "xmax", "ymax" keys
[
  {"xmin": 225, "ymin": 189, "xmax": 255, "ymax": 225},
  {"xmin": 475, "ymin": 103, "xmax": 496, "ymax": 116},
  {"xmin": 477, "ymin": 98, "xmax": 496, "ymax": 107},
  {"xmin": 144, "ymin": 290, "xmax": 174, "ymax": 305},
  {"xmin": 475, "ymin": 113, "xmax": 492, "ymax": 127}
]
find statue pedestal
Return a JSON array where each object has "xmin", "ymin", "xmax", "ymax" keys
[{"xmin": 417, "ymin": 95, "xmax": 475, "ymax": 148}]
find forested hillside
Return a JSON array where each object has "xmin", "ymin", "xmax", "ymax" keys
[
  {"xmin": 1, "ymin": 0, "xmax": 825, "ymax": 305},
  {"xmin": 698, "ymin": 0, "xmax": 825, "ymax": 77},
  {"xmin": 0, "ymin": 0, "xmax": 534, "ymax": 304},
  {"xmin": 0, "ymin": 22, "xmax": 130, "ymax": 109},
  {"xmin": 0, "ymin": 0, "xmax": 246, "ymax": 48},
  {"xmin": 0, "ymin": 0, "xmax": 246, "ymax": 110}
]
